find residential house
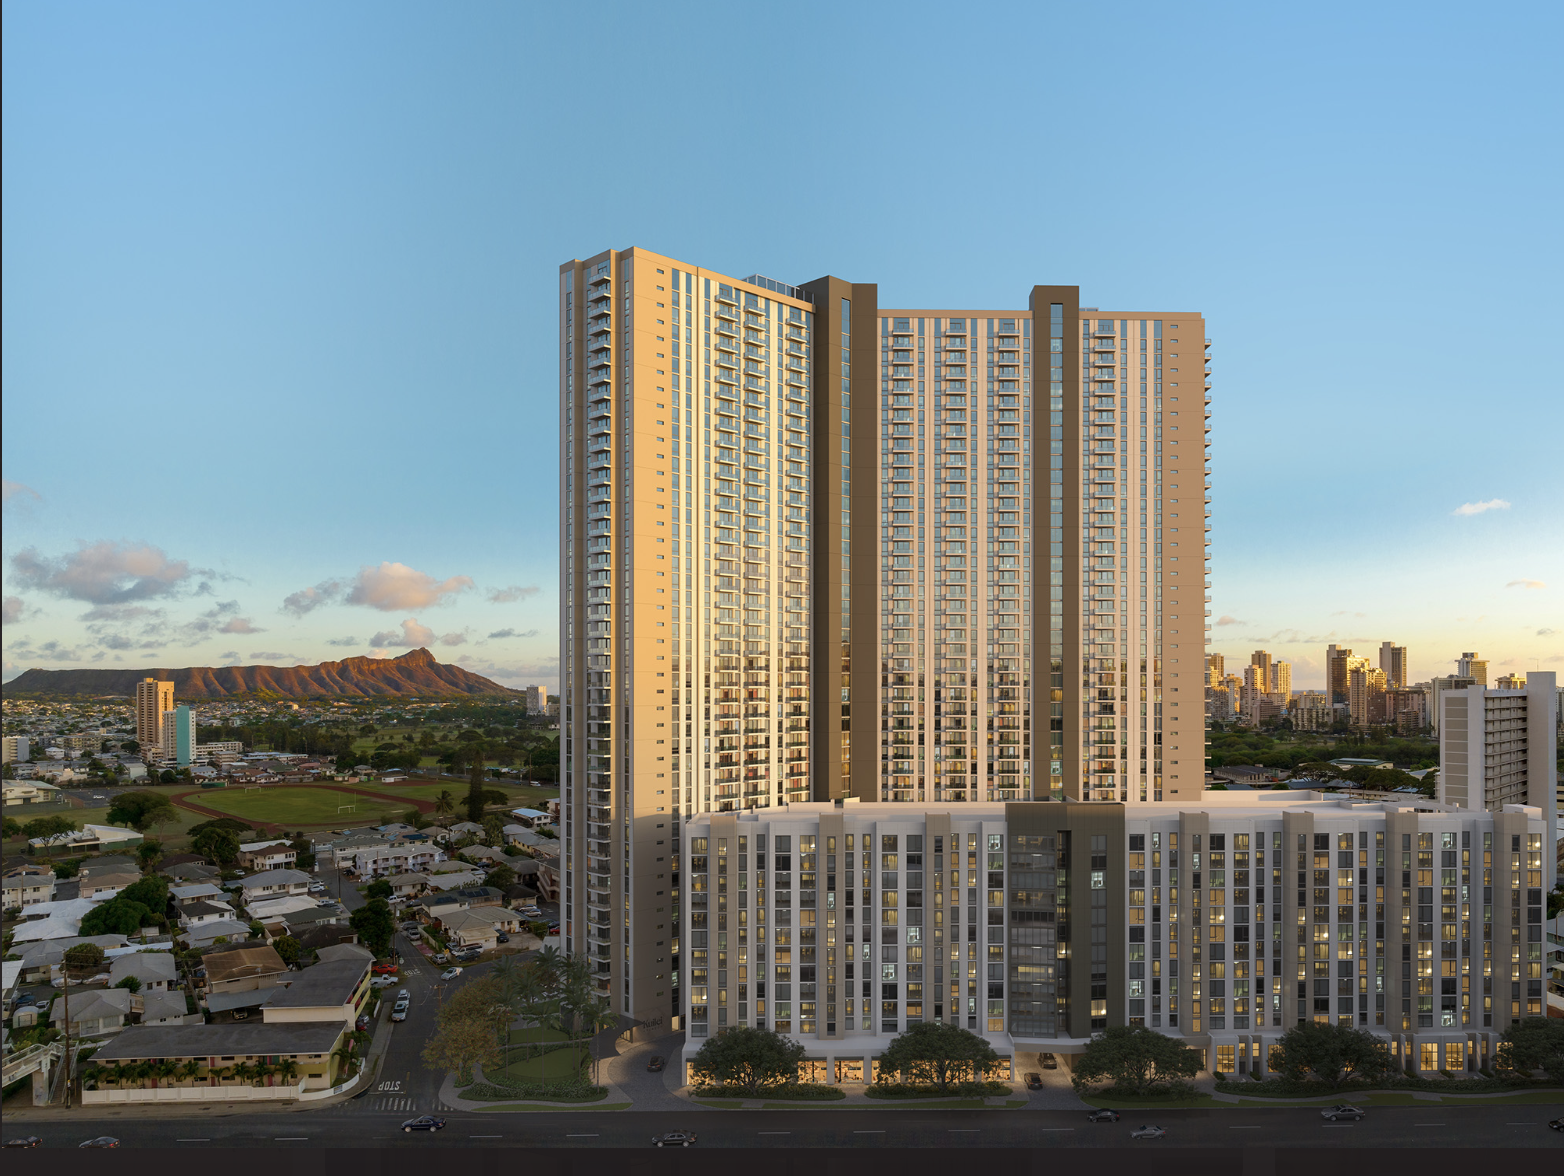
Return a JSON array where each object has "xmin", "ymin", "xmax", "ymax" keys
[
  {"xmin": 80, "ymin": 869, "xmax": 141, "ymax": 900},
  {"xmin": 170, "ymin": 882, "xmax": 226, "ymax": 905},
  {"xmin": 178, "ymin": 900, "xmax": 238, "ymax": 930},
  {"xmin": 381, "ymin": 872, "xmax": 431, "ymax": 898},
  {"xmin": 52, "ymin": 987, "xmax": 134, "ymax": 1038},
  {"xmin": 329, "ymin": 833, "xmax": 387, "ymax": 868},
  {"xmin": 533, "ymin": 857, "xmax": 559, "ymax": 903},
  {"xmin": 425, "ymin": 868, "xmax": 484, "ymax": 892},
  {"xmin": 502, "ymin": 826, "xmax": 560, "ymax": 855},
  {"xmin": 446, "ymin": 820, "xmax": 487, "ymax": 842},
  {"xmin": 3, "ymin": 871, "xmax": 56, "ymax": 909},
  {"xmin": 136, "ymin": 989, "xmax": 198, "ymax": 1026},
  {"xmin": 460, "ymin": 844, "xmax": 512, "ymax": 868},
  {"xmin": 278, "ymin": 905, "xmax": 344, "ymax": 940},
  {"xmin": 202, "ymin": 944, "xmax": 288, "ymax": 996},
  {"xmin": 506, "ymin": 808, "xmax": 552, "ymax": 830},
  {"xmin": 313, "ymin": 943, "xmax": 373, "ymax": 965},
  {"xmin": 237, "ymin": 839, "xmax": 298, "ymax": 871},
  {"xmin": 437, "ymin": 908, "xmax": 500, "ymax": 952},
  {"xmin": 109, "ymin": 952, "xmax": 177, "ymax": 993},
  {"xmin": 10, "ymin": 936, "xmax": 130, "ymax": 983},
  {"xmin": 162, "ymin": 861, "xmax": 220, "ymax": 884},
  {"xmin": 344, "ymin": 841, "xmax": 445, "ymax": 878},
  {"xmin": 238, "ymin": 868, "xmax": 312, "ymax": 905},
  {"xmin": 261, "ymin": 958, "xmax": 370, "ymax": 1028},
  {"xmin": 184, "ymin": 919, "xmax": 258, "ymax": 949}
]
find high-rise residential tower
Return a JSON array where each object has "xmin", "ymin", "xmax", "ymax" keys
[
  {"xmin": 1325, "ymin": 645, "xmax": 1353, "ymax": 707},
  {"xmin": 1456, "ymin": 651, "xmax": 1488, "ymax": 686},
  {"xmin": 135, "ymin": 678, "xmax": 174, "ymax": 750},
  {"xmin": 1379, "ymin": 641, "xmax": 1407, "ymax": 689},
  {"xmin": 558, "ymin": 248, "xmax": 1210, "ymax": 1025}
]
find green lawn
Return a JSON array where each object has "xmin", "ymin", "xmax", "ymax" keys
[
  {"xmin": 190, "ymin": 785, "xmax": 408, "ymax": 827},
  {"xmin": 371, "ymin": 780, "xmax": 558, "ymax": 806},
  {"xmin": 498, "ymin": 1045, "xmax": 589, "ymax": 1083}
]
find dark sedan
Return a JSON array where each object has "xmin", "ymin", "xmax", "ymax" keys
[
  {"xmin": 401, "ymin": 1116, "xmax": 447, "ymax": 1133},
  {"xmin": 1087, "ymin": 1109, "xmax": 1121, "ymax": 1123},
  {"xmin": 647, "ymin": 1056, "xmax": 666, "ymax": 1072}
]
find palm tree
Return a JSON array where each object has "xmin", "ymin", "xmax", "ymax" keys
[
  {"xmin": 434, "ymin": 791, "xmax": 455, "ymax": 817},
  {"xmin": 533, "ymin": 945, "xmax": 564, "ymax": 993}
]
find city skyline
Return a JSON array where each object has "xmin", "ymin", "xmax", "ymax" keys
[{"xmin": 4, "ymin": 3, "xmax": 1561, "ymax": 689}]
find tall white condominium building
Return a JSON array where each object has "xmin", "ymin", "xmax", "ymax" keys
[
  {"xmin": 680, "ymin": 793, "xmax": 1550, "ymax": 1079},
  {"xmin": 1379, "ymin": 641, "xmax": 1408, "ymax": 689},
  {"xmin": 135, "ymin": 677, "xmax": 174, "ymax": 749},
  {"xmin": 1439, "ymin": 672, "xmax": 1558, "ymax": 883},
  {"xmin": 558, "ymin": 247, "xmax": 1210, "ymax": 1026}
]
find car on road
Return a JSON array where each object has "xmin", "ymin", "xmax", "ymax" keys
[
  {"xmin": 647, "ymin": 1056, "xmax": 665, "ymax": 1072},
  {"xmin": 1024, "ymin": 1072, "xmax": 1043, "ymax": 1090},
  {"xmin": 1040, "ymin": 1052, "xmax": 1058, "ymax": 1070},
  {"xmin": 397, "ymin": 988, "xmax": 409, "ymax": 1000},
  {"xmin": 401, "ymin": 1116, "xmax": 446, "ymax": 1133},
  {"xmin": 78, "ymin": 1137, "xmax": 120, "ymax": 1148},
  {"xmin": 1320, "ymin": 1105, "xmax": 1365, "ymax": 1122},
  {"xmin": 372, "ymin": 962, "xmax": 398, "ymax": 975},
  {"xmin": 652, "ymin": 1131, "xmax": 697, "ymax": 1148},
  {"xmin": 519, "ymin": 906, "xmax": 543, "ymax": 918},
  {"xmin": 308, "ymin": 883, "xmax": 327, "ymax": 893},
  {"xmin": 391, "ymin": 1000, "xmax": 409, "ymax": 1023},
  {"xmin": 400, "ymin": 921, "xmax": 422, "ymax": 933},
  {"xmin": 440, "ymin": 967, "xmax": 462, "ymax": 980},
  {"xmin": 1127, "ymin": 1125, "xmax": 1165, "ymax": 1140},
  {"xmin": 2, "ymin": 1137, "xmax": 42, "ymax": 1148},
  {"xmin": 1087, "ymin": 1109, "xmax": 1120, "ymax": 1123},
  {"xmin": 1549, "ymin": 1117, "xmax": 1564, "ymax": 1132}
]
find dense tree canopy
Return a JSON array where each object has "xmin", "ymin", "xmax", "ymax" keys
[
  {"xmin": 876, "ymin": 1021, "xmax": 1000, "ymax": 1089},
  {"xmin": 1071, "ymin": 1024, "xmax": 1203, "ymax": 1095},
  {"xmin": 1272, "ymin": 1021, "xmax": 1393, "ymax": 1087},
  {"xmin": 1497, "ymin": 1017, "xmax": 1564, "ymax": 1083},
  {"xmin": 106, "ymin": 790, "xmax": 178, "ymax": 832},
  {"xmin": 689, "ymin": 1026, "xmax": 807, "ymax": 1095}
]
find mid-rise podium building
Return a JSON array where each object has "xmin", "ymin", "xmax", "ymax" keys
[{"xmin": 557, "ymin": 247, "xmax": 1211, "ymax": 1027}]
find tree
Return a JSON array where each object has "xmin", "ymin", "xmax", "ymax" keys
[
  {"xmin": 123, "ymin": 739, "xmax": 141, "ymax": 754},
  {"xmin": 290, "ymin": 837, "xmax": 316, "ymax": 870},
  {"xmin": 1496, "ymin": 1017, "xmax": 1564, "ymax": 1083},
  {"xmin": 3, "ymin": 816, "xmax": 22, "ymax": 839},
  {"xmin": 422, "ymin": 1014, "xmax": 502, "ymax": 1085},
  {"xmin": 433, "ymin": 790, "xmax": 455, "ymax": 817},
  {"xmin": 482, "ymin": 814, "xmax": 507, "ymax": 845},
  {"xmin": 64, "ymin": 942, "xmax": 106, "ymax": 973},
  {"xmin": 877, "ymin": 1021, "xmax": 1000, "ymax": 1090},
  {"xmin": 404, "ymin": 809, "xmax": 431, "ymax": 830},
  {"xmin": 365, "ymin": 878, "xmax": 393, "ymax": 901},
  {"xmin": 115, "ymin": 975, "xmax": 143, "ymax": 994},
  {"xmin": 274, "ymin": 935, "xmax": 302, "ymax": 966},
  {"xmin": 22, "ymin": 813, "xmax": 78, "ymax": 850},
  {"xmin": 159, "ymin": 769, "xmax": 177, "ymax": 784},
  {"xmin": 482, "ymin": 788, "xmax": 509, "ymax": 806},
  {"xmin": 484, "ymin": 864, "xmax": 517, "ymax": 891},
  {"xmin": 136, "ymin": 840, "xmax": 165, "ymax": 872},
  {"xmin": 80, "ymin": 897, "xmax": 152, "ymax": 937},
  {"xmin": 350, "ymin": 897, "xmax": 396, "ymax": 957},
  {"xmin": 689, "ymin": 1025, "xmax": 807, "ymax": 1096},
  {"xmin": 1071, "ymin": 1024, "xmax": 1203, "ymax": 1096},
  {"xmin": 120, "ymin": 874, "xmax": 170, "ymax": 914},
  {"xmin": 1272, "ymin": 1021, "xmax": 1393, "ymax": 1088},
  {"xmin": 464, "ymin": 754, "xmax": 487, "ymax": 822},
  {"xmin": 191, "ymin": 826, "xmax": 242, "ymax": 866}
]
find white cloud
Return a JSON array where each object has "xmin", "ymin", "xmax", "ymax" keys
[
  {"xmin": 346, "ymin": 562, "xmax": 473, "ymax": 611},
  {"xmin": 367, "ymin": 617, "xmax": 469, "ymax": 648},
  {"xmin": 2, "ymin": 479, "xmax": 41, "ymax": 503},
  {"xmin": 1215, "ymin": 615, "xmax": 1242, "ymax": 627},
  {"xmin": 281, "ymin": 580, "xmax": 344, "ymax": 616},
  {"xmin": 1538, "ymin": 628, "xmax": 1557, "ymax": 637},
  {"xmin": 11, "ymin": 541, "xmax": 199, "ymax": 604},
  {"xmin": 1452, "ymin": 498, "xmax": 1511, "ymax": 517},
  {"xmin": 1505, "ymin": 579, "xmax": 1546, "ymax": 590},
  {"xmin": 249, "ymin": 651, "xmax": 297, "ymax": 662},
  {"xmin": 324, "ymin": 636, "xmax": 360, "ymax": 647},
  {"xmin": 2, "ymin": 596, "xmax": 24, "ymax": 625},
  {"xmin": 487, "ymin": 628, "xmax": 540, "ymax": 640},
  {"xmin": 487, "ymin": 584, "xmax": 540, "ymax": 604}
]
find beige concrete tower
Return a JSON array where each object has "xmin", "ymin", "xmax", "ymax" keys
[{"xmin": 135, "ymin": 678, "xmax": 174, "ymax": 750}]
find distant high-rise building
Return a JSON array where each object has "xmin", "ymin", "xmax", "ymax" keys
[
  {"xmin": 1271, "ymin": 659, "xmax": 1291, "ymax": 699},
  {"xmin": 524, "ymin": 685, "xmax": 548, "ymax": 715},
  {"xmin": 135, "ymin": 678, "xmax": 174, "ymax": 750},
  {"xmin": 1348, "ymin": 663, "xmax": 1385, "ymax": 727},
  {"xmin": 1206, "ymin": 653, "xmax": 1224, "ymax": 689},
  {"xmin": 1426, "ymin": 675, "xmax": 1477, "ymax": 734},
  {"xmin": 1379, "ymin": 642, "xmax": 1407, "ymax": 689},
  {"xmin": 1456, "ymin": 652, "xmax": 1488, "ymax": 686},
  {"xmin": 1, "ymin": 736, "xmax": 30, "ymax": 764},
  {"xmin": 160, "ymin": 705, "xmax": 196, "ymax": 766},
  {"xmin": 1326, "ymin": 645, "xmax": 1354, "ymax": 706},
  {"xmin": 1439, "ymin": 672, "xmax": 1558, "ymax": 889}
]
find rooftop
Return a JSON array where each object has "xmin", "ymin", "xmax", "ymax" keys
[{"xmin": 91, "ymin": 1021, "xmax": 345, "ymax": 1061}]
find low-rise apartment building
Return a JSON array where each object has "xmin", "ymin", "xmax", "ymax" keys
[{"xmin": 678, "ymin": 794, "xmax": 1550, "ymax": 1084}]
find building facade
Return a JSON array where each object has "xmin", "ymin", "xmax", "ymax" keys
[
  {"xmin": 1439, "ymin": 672, "xmax": 1558, "ymax": 877},
  {"xmin": 159, "ymin": 704, "xmax": 196, "ymax": 765},
  {"xmin": 1380, "ymin": 642, "xmax": 1408, "ymax": 690},
  {"xmin": 135, "ymin": 678, "xmax": 174, "ymax": 749},
  {"xmin": 1456, "ymin": 652, "xmax": 1488, "ymax": 687},
  {"xmin": 680, "ymin": 794, "xmax": 1551, "ymax": 1081},
  {"xmin": 557, "ymin": 247, "xmax": 1211, "ymax": 1026}
]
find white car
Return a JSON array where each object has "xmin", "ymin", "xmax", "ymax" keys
[
  {"xmin": 371, "ymin": 976, "xmax": 398, "ymax": 988},
  {"xmin": 439, "ymin": 967, "xmax": 462, "ymax": 980},
  {"xmin": 1128, "ymin": 1125, "xmax": 1166, "ymax": 1140}
]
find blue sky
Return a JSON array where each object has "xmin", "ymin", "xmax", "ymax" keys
[{"xmin": 3, "ymin": 1, "xmax": 1560, "ymax": 690}]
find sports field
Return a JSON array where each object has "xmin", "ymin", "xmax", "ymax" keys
[
  {"xmin": 374, "ymin": 780, "xmax": 559, "ymax": 806},
  {"xmin": 187, "ymin": 785, "xmax": 408, "ymax": 827}
]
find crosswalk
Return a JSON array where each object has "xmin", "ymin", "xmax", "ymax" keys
[{"xmin": 367, "ymin": 1095, "xmax": 418, "ymax": 1112}]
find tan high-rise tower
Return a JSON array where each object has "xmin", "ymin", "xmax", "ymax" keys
[
  {"xmin": 558, "ymin": 249, "xmax": 1211, "ymax": 1026},
  {"xmin": 1379, "ymin": 641, "xmax": 1407, "ymax": 689},
  {"xmin": 135, "ymin": 678, "xmax": 174, "ymax": 749}
]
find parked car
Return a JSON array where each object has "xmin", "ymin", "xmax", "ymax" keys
[
  {"xmin": 356, "ymin": 1014, "xmax": 371, "ymax": 1032},
  {"xmin": 371, "ymin": 976, "xmax": 397, "ymax": 988},
  {"xmin": 433, "ymin": 952, "xmax": 450, "ymax": 964},
  {"xmin": 401, "ymin": 1116, "xmax": 446, "ymax": 1133},
  {"xmin": 372, "ymin": 963, "xmax": 398, "ymax": 975},
  {"xmin": 1087, "ymin": 1109, "xmax": 1120, "ymax": 1123},
  {"xmin": 440, "ymin": 967, "xmax": 462, "ymax": 980},
  {"xmin": 78, "ymin": 1137, "xmax": 120, "ymax": 1148},
  {"xmin": 391, "ymin": 1001, "xmax": 409, "ymax": 1023},
  {"xmin": 1320, "ymin": 1105, "xmax": 1365, "ymax": 1122},
  {"xmin": 2, "ymin": 1137, "xmax": 42, "ymax": 1148},
  {"xmin": 1024, "ymin": 1072, "xmax": 1043, "ymax": 1090},
  {"xmin": 548, "ymin": 922, "xmax": 560, "ymax": 935},
  {"xmin": 496, "ymin": 933, "xmax": 510, "ymax": 944},
  {"xmin": 647, "ymin": 1056, "xmax": 665, "ymax": 1072},
  {"xmin": 397, "ymin": 989, "xmax": 409, "ymax": 1001},
  {"xmin": 652, "ymin": 1131, "xmax": 696, "ymax": 1148},
  {"xmin": 1040, "ymin": 1052, "xmax": 1058, "ymax": 1070},
  {"xmin": 1128, "ymin": 1125, "xmax": 1166, "ymax": 1140}
]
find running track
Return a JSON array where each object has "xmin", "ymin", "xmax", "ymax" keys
[{"xmin": 171, "ymin": 782, "xmax": 438, "ymax": 834}]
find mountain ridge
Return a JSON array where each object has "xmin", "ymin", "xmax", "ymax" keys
[{"xmin": 2, "ymin": 647, "xmax": 521, "ymax": 699}]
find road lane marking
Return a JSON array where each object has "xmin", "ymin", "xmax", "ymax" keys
[
  {"xmin": 853, "ymin": 1130, "xmax": 885, "ymax": 1134},
  {"xmin": 1229, "ymin": 1126, "xmax": 1262, "ymax": 1130},
  {"xmin": 1036, "ymin": 1128, "xmax": 1075, "ymax": 1132},
  {"xmin": 759, "ymin": 1131, "xmax": 791, "ymax": 1135},
  {"xmin": 1415, "ymin": 1123, "xmax": 1445, "ymax": 1127},
  {"xmin": 948, "ymin": 1128, "xmax": 980, "ymax": 1132},
  {"xmin": 176, "ymin": 1139, "xmax": 210, "ymax": 1142},
  {"xmin": 274, "ymin": 1137, "xmax": 310, "ymax": 1141},
  {"xmin": 1507, "ymin": 1122, "xmax": 1535, "ymax": 1125},
  {"xmin": 566, "ymin": 1133, "xmax": 599, "ymax": 1137}
]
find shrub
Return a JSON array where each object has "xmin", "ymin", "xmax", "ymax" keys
[
  {"xmin": 694, "ymin": 1083, "xmax": 845, "ymax": 1101},
  {"xmin": 865, "ymin": 1080, "xmax": 1011, "ymax": 1099},
  {"xmin": 459, "ymin": 1079, "xmax": 607, "ymax": 1102}
]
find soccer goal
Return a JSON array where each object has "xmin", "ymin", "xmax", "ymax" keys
[
  {"xmin": 244, "ymin": 786, "xmax": 262, "ymax": 794},
  {"xmin": 337, "ymin": 804, "xmax": 357, "ymax": 814}
]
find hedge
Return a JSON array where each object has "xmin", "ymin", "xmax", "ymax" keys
[
  {"xmin": 1213, "ymin": 1074, "xmax": 1560, "ymax": 1098},
  {"xmin": 693, "ymin": 1083, "xmax": 845, "ymax": 1101},
  {"xmin": 459, "ymin": 1079, "xmax": 608, "ymax": 1102},
  {"xmin": 866, "ymin": 1080, "xmax": 1012, "ymax": 1099}
]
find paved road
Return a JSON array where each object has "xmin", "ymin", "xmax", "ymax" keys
[{"xmin": 14, "ymin": 1105, "xmax": 1561, "ymax": 1148}]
